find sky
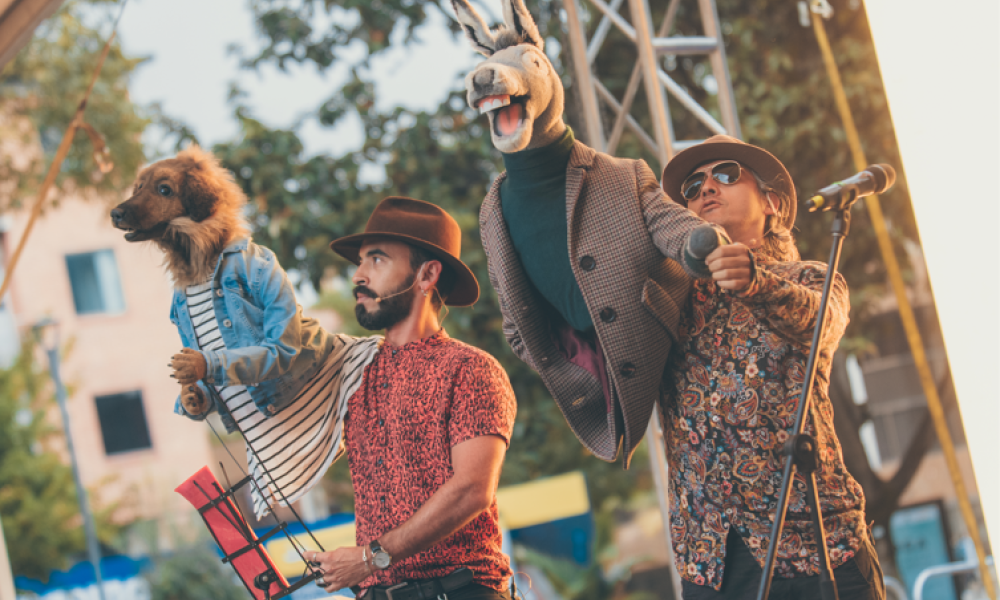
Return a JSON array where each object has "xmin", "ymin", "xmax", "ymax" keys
[{"xmin": 115, "ymin": 0, "xmax": 481, "ymax": 160}]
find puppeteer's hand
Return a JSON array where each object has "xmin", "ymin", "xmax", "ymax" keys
[
  {"xmin": 706, "ymin": 243, "xmax": 754, "ymax": 292},
  {"xmin": 308, "ymin": 547, "xmax": 372, "ymax": 593},
  {"xmin": 180, "ymin": 385, "xmax": 208, "ymax": 415},
  {"xmin": 170, "ymin": 348, "xmax": 207, "ymax": 385}
]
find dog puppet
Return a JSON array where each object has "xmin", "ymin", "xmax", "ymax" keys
[
  {"xmin": 110, "ymin": 146, "xmax": 378, "ymax": 516},
  {"xmin": 453, "ymin": 0, "xmax": 723, "ymax": 467}
]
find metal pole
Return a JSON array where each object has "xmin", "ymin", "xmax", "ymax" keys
[
  {"xmin": 697, "ymin": 0, "xmax": 740, "ymax": 137},
  {"xmin": 563, "ymin": 0, "xmax": 607, "ymax": 150},
  {"xmin": 628, "ymin": 0, "xmax": 674, "ymax": 168},
  {"xmin": 35, "ymin": 323, "xmax": 107, "ymax": 600},
  {"xmin": 0, "ymin": 516, "xmax": 15, "ymax": 600},
  {"xmin": 646, "ymin": 410, "xmax": 684, "ymax": 600}
]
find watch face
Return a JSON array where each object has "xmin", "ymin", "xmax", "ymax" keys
[{"xmin": 374, "ymin": 551, "xmax": 391, "ymax": 569}]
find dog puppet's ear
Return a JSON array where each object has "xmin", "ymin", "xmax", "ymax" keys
[
  {"xmin": 503, "ymin": 0, "xmax": 543, "ymax": 49},
  {"xmin": 179, "ymin": 165, "xmax": 219, "ymax": 222},
  {"xmin": 451, "ymin": 0, "xmax": 498, "ymax": 56}
]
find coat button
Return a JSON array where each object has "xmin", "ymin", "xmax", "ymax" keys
[
  {"xmin": 579, "ymin": 255, "xmax": 596, "ymax": 271},
  {"xmin": 539, "ymin": 356, "xmax": 549, "ymax": 365},
  {"xmin": 223, "ymin": 319, "xmax": 232, "ymax": 328},
  {"xmin": 216, "ymin": 289, "xmax": 224, "ymax": 297},
  {"xmin": 599, "ymin": 307, "xmax": 617, "ymax": 323},
  {"xmin": 620, "ymin": 362, "xmax": 637, "ymax": 378}
]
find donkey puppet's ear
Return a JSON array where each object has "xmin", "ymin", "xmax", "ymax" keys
[
  {"xmin": 503, "ymin": 0, "xmax": 544, "ymax": 50},
  {"xmin": 451, "ymin": 0, "xmax": 498, "ymax": 56}
]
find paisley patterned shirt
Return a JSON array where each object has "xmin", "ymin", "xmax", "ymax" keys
[
  {"xmin": 661, "ymin": 252, "xmax": 867, "ymax": 590},
  {"xmin": 345, "ymin": 331, "xmax": 516, "ymax": 591}
]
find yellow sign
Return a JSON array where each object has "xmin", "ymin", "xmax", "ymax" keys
[{"xmin": 495, "ymin": 471, "xmax": 590, "ymax": 530}]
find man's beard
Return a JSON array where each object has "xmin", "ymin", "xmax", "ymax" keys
[{"xmin": 354, "ymin": 275, "xmax": 418, "ymax": 331}]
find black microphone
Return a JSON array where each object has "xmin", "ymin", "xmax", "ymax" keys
[
  {"xmin": 806, "ymin": 164, "xmax": 896, "ymax": 212},
  {"xmin": 684, "ymin": 224, "xmax": 731, "ymax": 277}
]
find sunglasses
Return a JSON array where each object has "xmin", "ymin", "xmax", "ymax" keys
[{"xmin": 680, "ymin": 161, "xmax": 743, "ymax": 202}]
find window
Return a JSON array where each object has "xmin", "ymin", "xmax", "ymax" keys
[
  {"xmin": 66, "ymin": 250, "xmax": 125, "ymax": 315},
  {"xmin": 95, "ymin": 391, "xmax": 152, "ymax": 455}
]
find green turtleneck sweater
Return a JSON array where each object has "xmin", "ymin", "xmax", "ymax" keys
[{"xmin": 500, "ymin": 128, "xmax": 593, "ymax": 332}]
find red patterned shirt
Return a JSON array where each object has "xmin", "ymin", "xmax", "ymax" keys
[
  {"xmin": 662, "ymin": 252, "xmax": 867, "ymax": 590},
  {"xmin": 345, "ymin": 331, "xmax": 516, "ymax": 591}
]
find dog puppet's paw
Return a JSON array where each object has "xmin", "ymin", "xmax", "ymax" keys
[{"xmin": 181, "ymin": 385, "xmax": 209, "ymax": 416}]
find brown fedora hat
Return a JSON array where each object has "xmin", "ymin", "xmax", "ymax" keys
[
  {"xmin": 330, "ymin": 196, "xmax": 479, "ymax": 307},
  {"xmin": 661, "ymin": 135, "xmax": 797, "ymax": 231}
]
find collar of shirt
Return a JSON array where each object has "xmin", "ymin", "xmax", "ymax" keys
[{"xmin": 380, "ymin": 328, "xmax": 449, "ymax": 357}]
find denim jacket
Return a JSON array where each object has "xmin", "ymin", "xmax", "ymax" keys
[{"xmin": 170, "ymin": 237, "xmax": 334, "ymax": 432}]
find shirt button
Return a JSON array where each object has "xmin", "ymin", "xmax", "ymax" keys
[
  {"xmin": 378, "ymin": 419, "xmax": 385, "ymax": 426},
  {"xmin": 579, "ymin": 255, "xmax": 596, "ymax": 271},
  {"xmin": 381, "ymin": 382, "xmax": 388, "ymax": 389},
  {"xmin": 380, "ymin": 496, "xmax": 386, "ymax": 505},
  {"xmin": 216, "ymin": 289, "xmax": 224, "ymax": 297},
  {"xmin": 619, "ymin": 362, "xmax": 636, "ymax": 378},
  {"xmin": 223, "ymin": 319, "xmax": 232, "ymax": 328},
  {"xmin": 599, "ymin": 307, "xmax": 617, "ymax": 323},
  {"xmin": 392, "ymin": 350, "xmax": 397, "ymax": 357},
  {"xmin": 376, "ymin": 458, "xmax": 383, "ymax": 467}
]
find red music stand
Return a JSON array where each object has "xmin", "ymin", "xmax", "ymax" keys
[{"xmin": 176, "ymin": 466, "xmax": 321, "ymax": 599}]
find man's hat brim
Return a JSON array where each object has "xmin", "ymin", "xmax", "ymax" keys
[{"xmin": 330, "ymin": 232, "xmax": 480, "ymax": 307}]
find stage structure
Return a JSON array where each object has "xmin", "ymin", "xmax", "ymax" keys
[
  {"xmin": 562, "ymin": 0, "xmax": 741, "ymax": 596},
  {"xmin": 562, "ymin": 0, "xmax": 740, "ymax": 171}
]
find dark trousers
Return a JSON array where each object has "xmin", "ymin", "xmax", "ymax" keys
[
  {"xmin": 682, "ymin": 530, "xmax": 885, "ymax": 600},
  {"xmin": 449, "ymin": 584, "xmax": 511, "ymax": 600},
  {"xmin": 361, "ymin": 583, "xmax": 510, "ymax": 600}
]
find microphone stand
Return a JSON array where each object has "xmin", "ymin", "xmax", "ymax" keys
[{"xmin": 755, "ymin": 206, "xmax": 852, "ymax": 600}]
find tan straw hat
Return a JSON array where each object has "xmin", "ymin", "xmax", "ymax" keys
[{"xmin": 330, "ymin": 196, "xmax": 479, "ymax": 307}]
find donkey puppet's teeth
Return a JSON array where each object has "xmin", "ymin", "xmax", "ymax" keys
[{"xmin": 477, "ymin": 95, "xmax": 511, "ymax": 114}]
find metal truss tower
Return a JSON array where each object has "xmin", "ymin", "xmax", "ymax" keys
[
  {"xmin": 562, "ymin": 0, "xmax": 741, "ymax": 171},
  {"xmin": 561, "ymin": 1, "xmax": 741, "ymax": 596}
]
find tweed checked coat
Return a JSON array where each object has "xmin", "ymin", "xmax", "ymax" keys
[{"xmin": 479, "ymin": 141, "xmax": 710, "ymax": 467}]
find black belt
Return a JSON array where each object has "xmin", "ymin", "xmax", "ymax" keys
[{"xmin": 356, "ymin": 568, "xmax": 474, "ymax": 600}]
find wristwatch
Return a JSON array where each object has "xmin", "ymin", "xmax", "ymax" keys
[{"xmin": 369, "ymin": 540, "xmax": 392, "ymax": 570}]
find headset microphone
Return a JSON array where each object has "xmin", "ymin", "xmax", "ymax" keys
[
  {"xmin": 374, "ymin": 279, "xmax": 419, "ymax": 303},
  {"xmin": 373, "ymin": 264, "xmax": 426, "ymax": 303}
]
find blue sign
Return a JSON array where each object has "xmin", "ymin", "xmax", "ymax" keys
[{"xmin": 889, "ymin": 502, "xmax": 958, "ymax": 600}]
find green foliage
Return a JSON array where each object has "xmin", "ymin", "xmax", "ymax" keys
[
  {"xmin": 239, "ymin": 0, "xmax": 917, "ymax": 347},
  {"xmin": 0, "ymin": 0, "xmax": 150, "ymax": 209},
  {"xmin": 0, "ymin": 339, "xmax": 118, "ymax": 581},
  {"xmin": 146, "ymin": 544, "xmax": 246, "ymax": 600},
  {"xmin": 514, "ymin": 545, "xmax": 656, "ymax": 600}
]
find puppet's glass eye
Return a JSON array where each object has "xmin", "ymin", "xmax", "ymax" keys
[{"xmin": 158, "ymin": 184, "xmax": 172, "ymax": 196}]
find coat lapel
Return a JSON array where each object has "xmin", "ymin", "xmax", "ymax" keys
[{"xmin": 565, "ymin": 141, "xmax": 597, "ymax": 262}]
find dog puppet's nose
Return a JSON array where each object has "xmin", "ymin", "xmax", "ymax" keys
[{"xmin": 110, "ymin": 208, "xmax": 124, "ymax": 224}]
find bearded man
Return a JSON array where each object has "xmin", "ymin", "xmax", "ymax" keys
[{"xmin": 309, "ymin": 196, "xmax": 517, "ymax": 600}]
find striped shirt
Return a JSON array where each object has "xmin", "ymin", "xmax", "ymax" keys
[{"xmin": 185, "ymin": 280, "xmax": 379, "ymax": 518}]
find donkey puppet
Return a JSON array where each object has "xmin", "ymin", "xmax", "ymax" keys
[{"xmin": 453, "ymin": 0, "xmax": 723, "ymax": 467}]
